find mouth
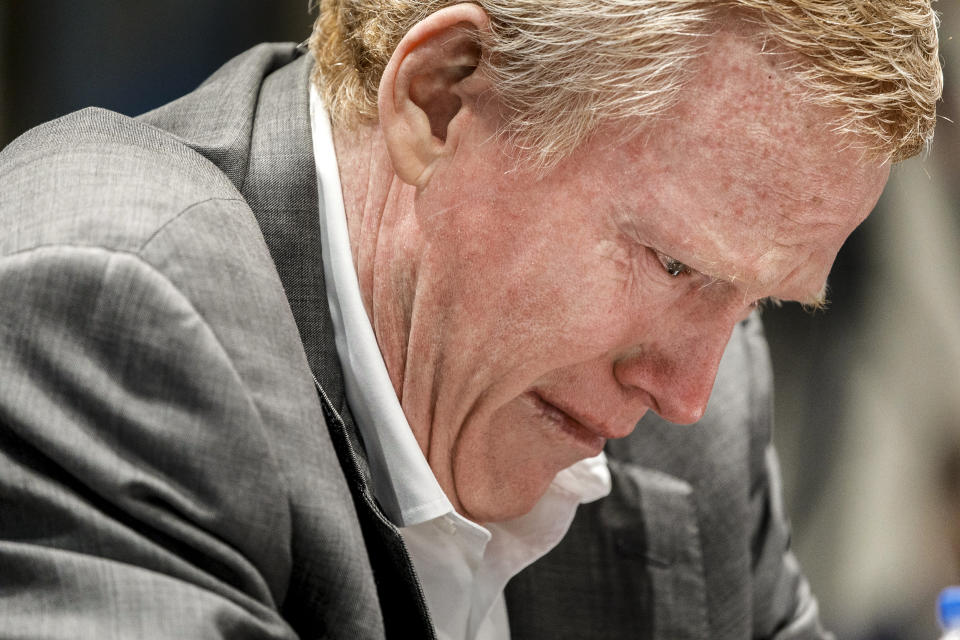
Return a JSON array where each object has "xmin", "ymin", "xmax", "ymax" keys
[{"xmin": 527, "ymin": 391, "xmax": 606, "ymax": 455}]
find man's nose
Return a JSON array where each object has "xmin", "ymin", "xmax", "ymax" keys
[{"xmin": 612, "ymin": 320, "xmax": 735, "ymax": 425}]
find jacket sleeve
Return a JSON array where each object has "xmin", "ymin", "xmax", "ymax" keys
[
  {"xmin": 0, "ymin": 244, "xmax": 299, "ymax": 639},
  {"xmin": 750, "ymin": 442, "xmax": 833, "ymax": 640}
]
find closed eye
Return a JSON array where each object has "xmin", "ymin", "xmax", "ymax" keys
[
  {"xmin": 610, "ymin": 214, "xmax": 693, "ymax": 281},
  {"xmin": 651, "ymin": 249, "xmax": 691, "ymax": 278}
]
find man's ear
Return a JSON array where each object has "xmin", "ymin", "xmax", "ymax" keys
[{"xmin": 378, "ymin": 3, "xmax": 490, "ymax": 188}]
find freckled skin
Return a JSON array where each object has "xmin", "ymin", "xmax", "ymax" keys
[{"xmin": 336, "ymin": 29, "xmax": 890, "ymax": 523}]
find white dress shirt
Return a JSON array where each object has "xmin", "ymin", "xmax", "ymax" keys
[{"xmin": 309, "ymin": 84, "xmax": 611, "ymax": 640}]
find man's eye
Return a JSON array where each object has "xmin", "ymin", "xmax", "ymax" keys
[{"xmin": 654, "ymin": 251, "xmax": 690, "ymax": 277}]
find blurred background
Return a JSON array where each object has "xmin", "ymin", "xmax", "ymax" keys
[{"xmin": 0, "ymin": 2, "xmax": 956, "ymax": 638}]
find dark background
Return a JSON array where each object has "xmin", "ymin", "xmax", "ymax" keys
[
  {"xmin": 2, "ymin": 3, "xmax": 958, "ymax": 638},
  {"xmin": 0, "ymin": 1, "xmax": 311, "ymax": 147}
]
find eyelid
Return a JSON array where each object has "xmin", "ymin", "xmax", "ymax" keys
[{"xmin": 651, "ymin": 248, "xmax": 691, "ymax": 278}]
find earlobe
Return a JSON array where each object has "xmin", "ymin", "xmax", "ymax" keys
[{"xmin": 378, "ymin": 3, "xmax": 490, "ymax": 188}]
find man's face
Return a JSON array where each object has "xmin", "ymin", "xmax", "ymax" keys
[{"xmin": 401, "ymin": 32, "xmax": 890, "ymax": 522}]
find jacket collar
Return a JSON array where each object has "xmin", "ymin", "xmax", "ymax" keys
[{"xmin": 139, "ymin": 43, "xmax": 353, "ymax": 422}]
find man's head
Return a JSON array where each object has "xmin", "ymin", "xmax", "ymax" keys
[{"xmin": 311, "ymin": 2, "xmax": 941, "ymax": 522}]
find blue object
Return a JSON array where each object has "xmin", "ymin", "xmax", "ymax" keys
[{"xmin": 938, "ymin": 587, "xmax": 960, "ymax": 630}]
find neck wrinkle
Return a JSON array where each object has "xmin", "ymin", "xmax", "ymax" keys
[
  {"xmin": 335, "ymin": 121, "xmax": 427, "ymax": 444},
  {"xmin": 371, "ymin": 176, "xmax": 420, "ymax": 399}
]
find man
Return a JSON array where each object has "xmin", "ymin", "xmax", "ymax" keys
[{"xmin": 0, "ymin": 1, "xmax": 941, "ymax": 639}]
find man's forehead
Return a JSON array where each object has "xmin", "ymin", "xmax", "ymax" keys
[
  {"xmin": 591, "ymin": 31, "xmax": 890, "ymax": 301},
  {"xmin": 603, "ymin": 150, "xmax": 885, "ymax": 308}
]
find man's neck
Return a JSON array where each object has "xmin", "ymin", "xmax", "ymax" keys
[
  {"xmin": 330, "ymin": 120, "xmax": 473, "ymax": 515},
  {"xmin": 332, "ymin": 121, "xmax": 421, "ymax": 405}
]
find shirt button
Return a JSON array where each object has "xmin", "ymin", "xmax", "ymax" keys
[{"xmin": 441, "ymin": 515, "xmax": 458, "ymax": 535}]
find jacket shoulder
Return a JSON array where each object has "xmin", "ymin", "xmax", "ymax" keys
[
  {"xmin": 0, "ymin": 105, "xmax": 250, "ymax": 258},
  {"xmin": 0, "ymin": 42, "xmax": 304, "ymax": 259}
]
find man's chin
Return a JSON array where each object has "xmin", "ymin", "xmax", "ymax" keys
[{"xmin": 455, "ymin": 472, "xmax": 555, "ymax": 524}]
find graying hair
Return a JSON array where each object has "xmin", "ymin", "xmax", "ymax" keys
[{"xmin": 310, "ymin": 0, "xmax": 941, "ymax": 165}]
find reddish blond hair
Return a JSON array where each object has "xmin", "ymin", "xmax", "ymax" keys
[{"xmin": 310, "ymin": 0, "xmax": 942, "ymax": 164}]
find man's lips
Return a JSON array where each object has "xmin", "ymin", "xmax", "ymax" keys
[{"xmin": 528, "ymin": 391, "xmax": 607, "ymax": 454}]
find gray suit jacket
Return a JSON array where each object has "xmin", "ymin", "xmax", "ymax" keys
[{"xmin": 0, "ymin": 43, "xmax": 829, "ymax": 639}]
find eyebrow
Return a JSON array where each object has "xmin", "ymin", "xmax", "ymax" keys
[
  {"xmin": 696, "ymin": 268, "xmax": 829, "ymax": 309},
  {"xmin": 800, "ymin": 282, "xmax": 829, "ymax": 310},
  {"xmin": 772, "ymin": 281, "xmax": 829, "ymax": 310},
  {"xmin": 636, "ymin": 217, "xmax": 831, "ymax": 308}
]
